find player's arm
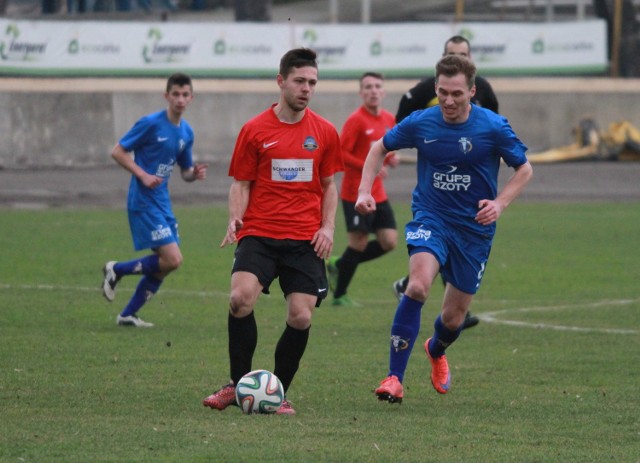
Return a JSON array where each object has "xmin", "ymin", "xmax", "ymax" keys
[
  {"xmin": 355, "ymin": 139, "xmax": 389, "ymax": 214},
  {"xmin": 311, "ymin": 175, "xmax": 338, "ymax": 259},
  {"xmin": 110, "ymin": 143, "xmax": 163, "ymax": 189},
  {"xmin": 220, "ymin": 179, "xmax": 250, "ymax": 247},
  {"xmin": 476, "ymin": 161, "xmax": 533, "ymax": 226},
  {"xmin": 181, "ymin": 163, "xmax": 208, "ymax": 182}
]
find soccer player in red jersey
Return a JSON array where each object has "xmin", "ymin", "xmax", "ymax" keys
[
  {"xmin": 203, "ymin": 48, "xmax": 343, "ymax": 415},
  {"xmin": 326, "ymin": 72, "xmax": 399, "ymax": 306}
]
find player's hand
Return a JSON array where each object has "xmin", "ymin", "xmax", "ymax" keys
[
  {"xmin": 385, "ymin": 151, "xmax": 400, "ymax": 168},
  {"xmin": 377, "ymin": 166, "xmax": 389, "ymax": 180},
  {"xmin": 220, "ymin": 218, "xmax": 243, "ymax": 248},
  {"xmin": 475, "ymin": 199, "xmax": 503, "ymax": 226},
  {"xmin": 311, "ymin": 227, "xmax": 334, "ymax": 259},
  {"xmin": 193, "ymin": 163, "xmax": 208, "ymax": 180},
  {"xmin": 141, "ymin": 172, "xmax": 164, "ymax": 189},
  {"xmin": 355, "ymin": 193, "xmax": 376, "ymax": 215}
]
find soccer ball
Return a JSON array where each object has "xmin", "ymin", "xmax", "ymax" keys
[{"xmin": 235, "ymin": 369, "xmax": 284, "ymax": 414}]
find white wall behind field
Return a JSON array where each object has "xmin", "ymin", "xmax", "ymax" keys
[{"xmin": 1, "ymin": 77, "xmax": 640, "ymax": 168}]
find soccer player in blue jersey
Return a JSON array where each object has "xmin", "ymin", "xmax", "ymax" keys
[
  {"xmin": 356, "ymin": 55, "xmax": 532, "ymax": 402},
  {"xmin": 101, "ymin": 73, "xmax": 208, "ymax": 327}
]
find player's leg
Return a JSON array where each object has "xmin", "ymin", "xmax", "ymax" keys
[
  {"xmin": 113, "ymin": 211, "xmax": 182, "ymax": 326},
  {"xmin": 331, "ymin": 229, "xmax": 367, "ymax": 303},
  {"xmin": 273, "ymin": 240, "xmax": 327, "ymax": 414},
  {"xmin": 376, "ymin": 251, "xmax": 439, "ymax": 403},
  {"xmin": 227, "ymin": 237, "xmax": 277, "ymax": 385},
  {"xmin": 204, "ymin": 237, "xmax": 272, "ymax": 411},
  {"xmin": 327, "ymin": 200, "xmax": 366, "ymax": 305},
  {"xmin": 103, "ymin": 210, "xmax": 178, "ymax": 302},
  {"xmin": 425, "ymin": 286, "xmax": 472, "ymax": 394},
  {"xmin": 116, "ymin": 243, "xmax": 182, "ymax": 327},
  {"xmin": 440, "ymin": 273, "xmax": 480, "ymax": 330},
  {"xmin": 425, "ymin": 233, "xmax": 489, "ymax": 393},
  {"xmin": 203, "ymin": 266, "xmax": 262, "ymax": 410},
  {"xmin": 277, "ymin": 291, "xmax": 314, "ymax": 388}
]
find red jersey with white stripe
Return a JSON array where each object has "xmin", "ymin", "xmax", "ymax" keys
[
  {"xmin": 229, "ymin": 104, "xmax": 343, "ymax": 240},
  {"xmin": 339, "ymin": 106, "xmax": 395, "ymax": 202}
]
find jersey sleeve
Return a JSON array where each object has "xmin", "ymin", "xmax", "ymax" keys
[
  {"xmin": 119, "ymin": 115, "xmax": 153, "ymax": 152},
  {"xmin": 496, "ymin": 116, "xmax": 528, "ymax": 167},
  {"xmin": 177, "ymin": 123, "xmax": 195, "ymax": 170},
  {"xmin": 228, "ymin": 124, "xmax": 259, "ymax": 180}
]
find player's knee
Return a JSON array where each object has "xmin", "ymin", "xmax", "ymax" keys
[
  {"xmin": 405, "ymin": 280, "xmax": 430, "ymax": 302},
  {"xmin": 164, "ymin": 254, "xmax": 183, "ymax": 272},
  {"xmin": 380, "ymin": 238, "xmax": 397, "ymax": 252},
  {"xmin": 287, "ymin": 310, "xmax": 312, "ymax": 330},
  {"xmin": 228, "ymin": 291, "xmax": 252, "ymax": 317},
  {"xmin": 441, "ymin": 310, "xmax": 465, "ymax": 330}
]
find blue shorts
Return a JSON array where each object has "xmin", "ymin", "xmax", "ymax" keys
[
  {"xmin": 128, "ymin": 209, "xmax": 179, "ymax": 251},
  {"xmin": 405, "ymin": 211, "xmax": 493, "ymax": 295}
]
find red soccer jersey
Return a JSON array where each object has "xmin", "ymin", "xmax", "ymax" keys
[
  {"xmin": 339, "ymin": 106, "xmax": 396, "ymax": 202},
  {"xmin": 229, "ymin": 105, "xmax": 343, "ymax": 241}
]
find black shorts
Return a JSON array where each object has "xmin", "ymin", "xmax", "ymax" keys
[
  {"xmin": 342, "ymin": 199, "xmax": 397, "ymax": 234},
  {"xmin": 232, "ymin": 236, "xmax": 328, "ymax": 306}
]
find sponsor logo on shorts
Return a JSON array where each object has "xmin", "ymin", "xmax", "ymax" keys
[
  {"xmin": 151, "ymin": 224, "xmax": 173, "ymax": 241},
  {"xmin": 406, "ymin": 227, "xmax": 431, "ymax": 241}
]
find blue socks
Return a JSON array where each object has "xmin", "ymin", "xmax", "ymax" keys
[
  {"xmin": 388, "ymin": 296, "xmax": 424, "ymax": 383},
  {"xmin": 113, "ymin": 255, "xmax": 163, "ymax": 318},
  {"xmin": 120, "ymin": 275, "xmax": 163, "ymax": 317},
  {"xmin": 113, "ymin": 254, "xmax": 160, "ymax": 277},
  {"xmin": 428, "ymin": 315, "xmax": 463, "ymax": 358}
]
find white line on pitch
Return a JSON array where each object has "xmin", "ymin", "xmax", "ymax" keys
[
  {"xmin": 479, "ymin": 299, "xmax": 639, "ymax": 335},
  {"xmin": 0, "ymin": 282, "xmax": 229, "ymax": 298}
]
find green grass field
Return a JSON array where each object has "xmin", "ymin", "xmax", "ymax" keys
[{"xmin": 1, "ymin": 202, "xmax": 639, "ymax": 462}]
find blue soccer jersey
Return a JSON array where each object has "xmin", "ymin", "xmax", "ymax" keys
[
  {"xmin": 119, "ymin": 109, "xmax": 194, "ymax": 214},
  {"xmin": 383, "ymin": 104, "xmax": 528, "ymax": 237}
]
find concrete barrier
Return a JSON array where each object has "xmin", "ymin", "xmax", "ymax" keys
[{"xmin": 1, "ymin": 77, "xmax": 640, "ymax": 168}]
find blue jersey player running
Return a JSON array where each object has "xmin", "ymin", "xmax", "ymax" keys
[
  {"xmin": 101, "ymin": 73, "xmax": 208, "ymax": 327},
  {"xmin": 356, "ymin": 55, "xmax": 533, "ymax": 402}
]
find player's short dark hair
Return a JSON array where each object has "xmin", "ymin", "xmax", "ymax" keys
[
  {"xmin": 360, "ymin": 71, "xmax": 384, "ymax": 82},
  {"xmin": 279, "ymin": 48, "xmax": 318, "ymax": 78},
  {"xmin": 443, "ymin": 35, "xmax": 471, "ymax": 55},
  {"xmin": 166, "ymin": 73, "xmax": 192, "ymax": 92},
  {"xmin": 435, "ymin": 55, "xmax": 476, "ymax": 89}
]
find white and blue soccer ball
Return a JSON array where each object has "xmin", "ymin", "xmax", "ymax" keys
[{"xmin": 235, "ymin": 369, "xmax": 284, "ymax": 414}]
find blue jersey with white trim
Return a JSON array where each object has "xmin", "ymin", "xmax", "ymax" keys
[
  {"xmin": 119, "ymin": 109, "xmax": 194, "ymax": 213},
  {"xmin": 383, "ymin": 104, "xmax": 527, "ymax": 236}
]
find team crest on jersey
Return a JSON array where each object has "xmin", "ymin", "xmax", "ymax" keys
[
  {"xmin": 303, "ymin": 136, "xmax": 318, "ymax": 151},
  {"xmin": 179, "ymin": 139, "xmax": 186, "ymax": 152},
  {"xmin": 458, "ymin": 137, "xmax": 473, "ymax": 154}
]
